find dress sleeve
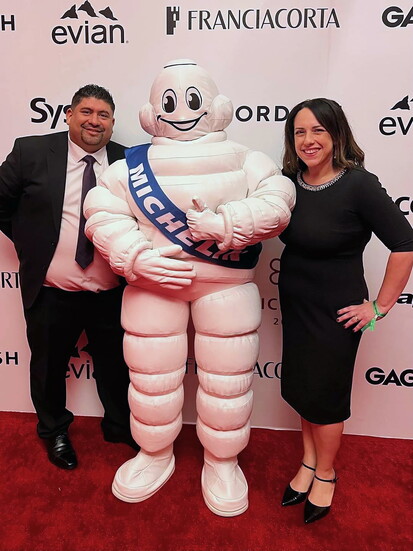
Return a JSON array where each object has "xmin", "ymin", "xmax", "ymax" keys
[{"xmin": 355, "ymin": 171, "xmax": 413, "ymax": 252}]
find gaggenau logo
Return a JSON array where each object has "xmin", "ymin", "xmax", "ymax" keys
[
  {"xmin": 365, "ymin": 367, "xmax": 413, "ymax": 387},
  {"xmin": 382, "ymin": 6, "xmax": 413, "ymax": 27},
  {"xmin": 51, "ymin": 1, "xmax": 126, "ymax": 45},
  {"xmin": 166, "ymin": 6, "xmax": 340, "ymax": 35}
]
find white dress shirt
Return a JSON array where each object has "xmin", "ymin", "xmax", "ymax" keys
[{"xmin": 45, "ymin": 136, "xmax": 120, "ymax": 292}]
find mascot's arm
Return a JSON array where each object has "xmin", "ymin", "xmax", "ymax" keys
[
  {"xmin": 84, "ymin": 161, "xmax": 152, "ymax": 280},
  {"xmin": 216, "ymin": 150, "xmax": 296, "ymax": 250},
  {"xmin": 84, "ymin": 161, "xmax": 196, "ymax": 287}
]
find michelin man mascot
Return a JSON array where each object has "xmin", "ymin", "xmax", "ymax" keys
[{"xmin": 84, "ymin": 60, "xmax": 295, "ymax": 517}]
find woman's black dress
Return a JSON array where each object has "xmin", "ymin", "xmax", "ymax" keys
[{"xmin": 278, "ymin": 167, "xmax": 413, "ymax": 424}]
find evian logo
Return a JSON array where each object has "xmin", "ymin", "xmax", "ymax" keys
[
  {"xmin": 379, "ymin": 94, "xmax": 413, "ymax": 135},
  {"xmin": 66, "ymin": 337, "xmax": 95, "ymax": 380},
  {"xmin": 52, "ymin": 1, "xmax": 126, "ymax": 45}
]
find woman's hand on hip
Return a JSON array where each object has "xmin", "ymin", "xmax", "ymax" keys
[{"xmin": 336, "ymin": 299, "xmax": 377, "ymax": 332}]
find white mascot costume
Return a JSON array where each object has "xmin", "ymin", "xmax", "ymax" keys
[{"xmin": 84, "ymin": 59, "xmax": 295, "ymax": 516}]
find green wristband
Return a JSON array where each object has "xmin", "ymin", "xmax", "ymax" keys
[
  {"xmin": 361, "ymin": 300, "xmax": 387, "ymax": 332},
  {"xmin": 373, "ymin": 300, "xmax": 386, "ymax": 318}
]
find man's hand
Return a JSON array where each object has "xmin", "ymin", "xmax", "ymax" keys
[
  {"xmin": 186, "ymin": 196, "xmax": 225, "ymax": 242},
  {"xmin": 130, "ymin": 244, "xmax": 196, "ymax": 289}
]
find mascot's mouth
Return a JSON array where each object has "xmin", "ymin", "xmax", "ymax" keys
[{"xmin": 157, "ymin": 112, "xmax": 207, "ymax": 131}]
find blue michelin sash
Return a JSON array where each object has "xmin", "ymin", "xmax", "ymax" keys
[{"xmin": 126, "ymin": 143, "xmax": 261, "ymax": 269}]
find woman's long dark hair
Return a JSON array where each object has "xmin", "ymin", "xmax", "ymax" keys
[{"xmin": 282, "ymin": 98, "xmax": 365, "ymax": 177}]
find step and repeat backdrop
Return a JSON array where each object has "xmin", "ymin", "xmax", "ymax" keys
[{"xmin": 0, "ymin": 0, "xmax": 412, "ymax": 438}]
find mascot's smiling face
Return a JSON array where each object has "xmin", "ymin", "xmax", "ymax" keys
[{"xmin": 140, "ymin": 59, "xmax": 233, "ymax": 141}]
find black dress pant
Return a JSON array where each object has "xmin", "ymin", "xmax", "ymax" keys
[{"xmin": 23, "ymin": 285, "xmax": 131, "ymax": 439}]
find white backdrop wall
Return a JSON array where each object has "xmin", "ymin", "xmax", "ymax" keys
[{"xmin": 0, "ymin": 0, "xmax": 412, "ymax": 438}]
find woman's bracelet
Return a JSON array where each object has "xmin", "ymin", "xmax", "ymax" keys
[{"xmin": 361, "ymin": 300, "xmax": 387, "ymax": 332}]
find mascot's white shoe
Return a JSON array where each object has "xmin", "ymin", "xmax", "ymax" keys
[
  {"xmin": 201, "ymin": 450, "xmax": 248, "ymax": 517},
  {"xmin": 112, "ymin": 445, "xmax": 175, "ymax": 503}
]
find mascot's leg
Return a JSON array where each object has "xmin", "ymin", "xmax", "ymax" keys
[
  {"xmin": 112, "ymin": 286, "xmax": 189, "ymax": 503},
  {"xmin": 192, "ymin": 282, "xmax": 261, "ymax": 517}
]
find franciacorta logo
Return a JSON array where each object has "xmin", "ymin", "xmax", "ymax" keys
[{"xmin": 166, "ymin": 6, "xmax": 340, "ymax": 35}]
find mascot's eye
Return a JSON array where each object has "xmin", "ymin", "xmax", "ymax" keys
[
  {"xmin": 185, "ymin": 87, "xmax": 202, "ymax": 110},
  {"xmin": 162, "ymin": 89, "xmax": 177, "ymax": 113}
]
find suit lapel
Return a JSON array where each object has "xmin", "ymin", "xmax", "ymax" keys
[
  {"xmin": 47, "ymin": 132, "xmax": 69, "ymax": 235},
  {"xmin": 45, "ymin": 136, "xmax": 123, "ymax": 234},
  {"xmin": 107, "ymin": 140, "xmax": 125, "ymax": 164}
]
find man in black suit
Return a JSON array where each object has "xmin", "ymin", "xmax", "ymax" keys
[{"xmin": 0, "ymin": 84, "xmax": 137, "ymax": 469}]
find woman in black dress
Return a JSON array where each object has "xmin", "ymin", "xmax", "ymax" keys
[{"xmin": 278, "ymin": 98, "xmax": 413, "ymax": 524}]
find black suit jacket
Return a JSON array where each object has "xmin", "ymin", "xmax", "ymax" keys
[{"xmin": 0, "ymin": 131, "xmax": 125, "ymax": 309}]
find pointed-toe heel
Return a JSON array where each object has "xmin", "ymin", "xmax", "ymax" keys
[
  {"xmin": 281, "ymin": 462, "xmax": 316, "ymax": 507},
  {"xmin": 282, "ymin": 484, "xmax": 307, "ymax": 506},
  {"xmin": 304, "ymin": 472, "xmax": 338, "ymax": 524},
  {"xmin": 304, "ymin": 499, "xmax": 330, "ymax": 524}
]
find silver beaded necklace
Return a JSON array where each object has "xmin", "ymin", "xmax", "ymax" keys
[{"xmin": 297, "ymin": 168, "xmax": 347, "ymax": 191}]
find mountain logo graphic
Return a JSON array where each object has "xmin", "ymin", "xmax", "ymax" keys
[
  {"xmin": 379, "ymin": 94, "xmax": 413, "ymax": 136},
  {"xmin": 62, "ymin": 1, "xmax": 117, "ymax": 21},
  {"xmin": 70, "ymin": 342, "xmax": 92, "ymax": 359},
  {"xmin": 390, "ymin": 95, "xmax": 412, "ymax": 111},
  {"xmin": 52, "ymin": 1, "xmax": 125, "ymax": 45}
]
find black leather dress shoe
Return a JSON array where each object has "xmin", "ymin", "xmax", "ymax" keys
[
  {"xmin": 45, "ymin": 433, "xmax": 78, "ymax": 470},
  {"xmin": 103, "ymin": 432, "xmax": 140, "ymax": 451}
]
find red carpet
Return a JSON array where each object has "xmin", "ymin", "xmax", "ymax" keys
[{"xmin": 0, "ymin": 412, "xmax": 411, "ymax": 551}]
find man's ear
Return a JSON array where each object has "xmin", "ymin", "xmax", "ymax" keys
[{"xmin": 66, "ymin": 108, "xmax": 73, "ymax": 124}]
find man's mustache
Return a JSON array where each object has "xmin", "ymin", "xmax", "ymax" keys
[{"xmin": 82, "ymin": 124, "xmax": 104, "ymax": 132}]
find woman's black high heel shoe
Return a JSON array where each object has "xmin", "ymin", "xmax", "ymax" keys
[
  {"xmin": 281, "ymin": 462, "xmax": 316, "ymax": 506},
  {"xmin": 304, "ymin": 472, "xmax": 338, "ymax": 524}
]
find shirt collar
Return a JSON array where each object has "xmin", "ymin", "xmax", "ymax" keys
[{"xmin": 68, "ymin": 135, "xmax": 107, "ymax": 166}]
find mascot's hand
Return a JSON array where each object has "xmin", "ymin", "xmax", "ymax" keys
[
  {"xmin": 186, "ymin": 196, "xmax": 225, "ymax": 242},
  {"xmin": 131, "ymin": 244, "xmax": 196, "ymax": 289}
]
